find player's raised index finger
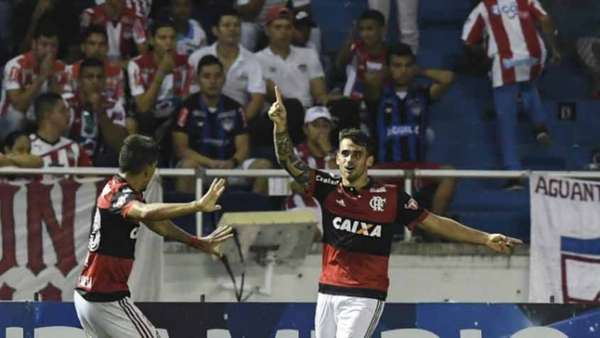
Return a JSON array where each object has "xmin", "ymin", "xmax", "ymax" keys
[{"xmin": 274, "ymin": 85, "xmax": 283, "ymax": 104}]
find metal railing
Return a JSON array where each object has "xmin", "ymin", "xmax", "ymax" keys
[{"xmin": 2, "ymin": 167, "xmax": 600, "ymax": 239}]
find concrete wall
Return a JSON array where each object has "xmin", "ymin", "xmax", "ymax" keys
[{"xmin": 161, "ymin": 243, "xmax": 530, "ymax": 303}]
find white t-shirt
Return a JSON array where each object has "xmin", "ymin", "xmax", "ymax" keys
[
  {"xmin": 255, "ymin": 45, "xmax": 324, "ymax": 107},
  {"xmin": 176, "ymin": 19, "xmax": 207, "ymax": 56},
  {"xmin": 188, "ymin": 43, "xmax": 266, "ymax": 106}
]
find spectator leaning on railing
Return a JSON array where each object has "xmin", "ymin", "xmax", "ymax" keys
[{"xmin": 0, "ymin": 130, "xmax": 43, "ymax": 168}]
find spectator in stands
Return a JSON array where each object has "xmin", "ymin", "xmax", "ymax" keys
[
  {"xmin": 171, "ymin": 0, "xmax": 207, "ymax": 56},
  {"xmin": 0, "ymin": 18, "xmax": 68, "ymax": 140},
  {"xmin": 235, "ymin": 0, "xmax": 310, "ymax": 51},
  {"xmin": 255, "ymin": 5, "xmax": 328, "ymax": 108},
  {"xmin": 462, "ymin": 0, "xmax": 561, "ymax": 189},
  {"xmin": 66, "ymin": 26, "xmax": 125, "ymax": 105},
  {"xmin": 128, "ymin": 18, "xmax": 193, "ymax": 148},
  {"xmin": 336, "ymin": 9, "xmax": 387, "ymax": 102},
  {"xmin": 30, "ymin": 93, "xmax": 92, "ymax": 168},
  {"xmin": 173, "ymin": 55, "xmax": 272, "ymax": 194},
  {"xmin": 285, "ymin": 106, "xmax": 336, "ymax": 236},
  {"xmin": 368, "ymin": 0, "xmax": 419, "ymax": 53},
  {"xmin": 0, "ymin": 130, "xmax": 43, "ymax": 168},
  {"xmin": 292, "ymin": 9, "xmax": 321, "ymax": 54},
  {"xmin": 374, "ymin": 43, "xmax": 456, "ymax": 218},
  {"xmin": 576, "ymin": 36, "xmax": 600, "ymax": 99},
  {"xmin": 188, "ymin": 9, "xmax": 265, "ymax": 123},
  {"xmin": 11, "ymin": 0, "xmax": 84, "ymax": 60},
  {"xmin": 81, "ymin": 0, "xmax": 148, "ymax": 63},
  {"xmin": 66, "ymin": 58, "xmax": 128, "ymax": 167}
]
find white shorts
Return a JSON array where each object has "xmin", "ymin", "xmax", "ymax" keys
[
  {"xmin": 74, "ymin": 291, "xmax": 160, "ymax": 338},
  {"xmin": 315, "ymin": 292, "xmax": 385, "ymax": 338}
]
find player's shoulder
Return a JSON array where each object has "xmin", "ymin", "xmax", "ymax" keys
[{"xmin": 222, "ymin": 95, "xmax": 243, "ymax": 110}]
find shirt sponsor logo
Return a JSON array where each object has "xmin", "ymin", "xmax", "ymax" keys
[
  {"xmin": 316, "ymin": 174, "xmax": 337, "ymax": 185},
  {"xmin": 332, "ymin": 217, "xmax": 382, "ymax": 237},
  {"xmin": 369, "ymin": 196, "xmax": 386, "ymax": 212},
  {"xmin": 386, "ymin": 125, "xmax": 420, "ymax": 137}
]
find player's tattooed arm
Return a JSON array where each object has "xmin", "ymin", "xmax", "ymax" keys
[{"xmin": 274, "ymin": 131, "xmax": 312, "ymax": 188}]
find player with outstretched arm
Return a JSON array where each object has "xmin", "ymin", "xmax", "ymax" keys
[
  {"xmin": 74, "ymin": 134, "xmax": 233, "ymax": 338},
  {"xmin": 268, "ymin": 86, "xmax": 523, "ymax": 338}
]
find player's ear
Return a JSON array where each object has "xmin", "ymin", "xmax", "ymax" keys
[{"xmin": 366, "ymin": 154, "xmax": 374, "ymax": 168}]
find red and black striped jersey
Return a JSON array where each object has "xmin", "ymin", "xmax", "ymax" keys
[
  {"xmin": 307, "ymin": 169, "xmax": 428, "ymax": 300},
  {"xmin": 76, "ymin": 175, "xmax": 144, "ymax": 302}
]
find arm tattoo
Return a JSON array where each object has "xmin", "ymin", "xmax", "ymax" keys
[{"xmin": 275, "ymin": 131, "xmax": 311, "ymax": 187}]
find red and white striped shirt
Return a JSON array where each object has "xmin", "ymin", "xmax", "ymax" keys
[
  {"xmin": 0, "ymin": 52, "xmax": 68, "ymax": 118},
  {"xmin": 29, "ymin": 134, "xmax": 92, "ymax": 168},
  {"xmin": 462, "ymin": 0, "xmax": 548, "ymax": 87},
  {"xmin": 128, "ymin": 52, "xmax": 193, "ymax": 119},
  {"xmin": 65, "ymin": 60, "xmax": 125, "ymax": 104},
  {"xmin": 80, "ymin": 4, "xmax": 147, "ymax": 61}
]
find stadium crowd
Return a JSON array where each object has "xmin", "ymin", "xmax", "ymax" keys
[{"xmin": 0, "ymin": 0, "xmax": 578, "ymax": 237}]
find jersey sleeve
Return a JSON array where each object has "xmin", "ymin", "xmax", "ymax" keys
[
  {"xmin": 246, "ymin": 58, "xmax": 266, "ymax": 94},
  {"xmin": 109, "ymin": 187, "xmax": 143, "ymax": 219},
  {"xmin": 3, "ymin": 60, "xmax": 23, "ymax": 91},
  {"xmin": 307, "ymin": 49, "xmax": 325, "ymax": 80},
  {"xmin": 395, "ymin": 190, "xmax": 428, "ymax": 231},
  {"xmin": 127, "ymin": 60, "xmax": 145, "ymax": 97},
  {"xmin": 305, "ymin": 169, "xmax": 338, "ymax": 203},
  {"xmin": 461, "ymin": 3, "xmax": 486, "ymax": 45}
]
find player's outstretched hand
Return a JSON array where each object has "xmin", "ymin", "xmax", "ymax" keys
[
  {"xmin": 197, "ymin": 178, "xmax": 226, "ymax": 212},
  {"xmin": 485, "ymin": 234, "xmax": 523, "ymax": 255},
  {"xmin": 268, "ymin": 85, "xmax": 287, "ymax": 132},
  {"xmin": 191, "ymin": 225, "xmax": 233, "ymax": 258}
]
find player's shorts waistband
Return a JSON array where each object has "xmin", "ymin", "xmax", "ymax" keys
[
  {"xmin": 318, "ymin": 283, "xmax": 387, "ymax": 301},
  {"xmin": 75, "ymin": 288, "xmax": 130, "ymax": 302}
]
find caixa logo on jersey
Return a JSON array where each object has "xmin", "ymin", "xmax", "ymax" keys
[
  {"xmin": 559, "ymin": 236, "xmax": 600, "ymax": 303},
  {"xmin": 332, "ymin": 217, "xmax": 382, "ymax": 237}
]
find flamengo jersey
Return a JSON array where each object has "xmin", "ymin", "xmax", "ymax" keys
[
  {"xmin": 462, "ymin": 0, "xmax": 548, "ymax": 87},
  {"xmin": 76, "ymin": 175, "xmax": 144, "ymax": 302},
  {"xmin": 29, "ymin": 134, "xmax": 92, "ymax": 168},
  {"xmin": 307, "ymin": 170, "xmax": 427, "ymax": 300},
  {"xmin": 80, "ymin": 4, "xmax": 147, "ymax": 60}
]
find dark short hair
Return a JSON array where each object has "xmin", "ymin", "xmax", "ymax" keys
[
  {"xmin": 387, "ymin": 42, "xmax": 415, "ymax": 64},
  {"xmin": 81, "ymin": 25, "xmax": 108, "ymax": 44},
  {"xmin": 118, "ymin": 135, "xmax": 159, "ymax": 174},
  {"xmin": 150, "ymin": 17, "xmax": 177, "ymax": 36},
  {"xmin": 215, "ymin": 8, "xmax": 241, "ymax": 27},
  {"xmin": 358, "ymin": 9, "xmax": 385, "ymax": 27},
  {"xmin": 33, "ymin": 15, "xmax": 60, "ymax": 40},
  {"xmin": 3, "ymin": 130, "xmax": 29, "ymax": 151},
  {"xmin": 196, "ymin": 54, "xmax": 224, "ymax": 74},
  {"xmin": 34, "ymin": 92, "xmax": 63, "ymax": 123},
  {"xmin": 338, "ymin": 128, "xmax": 375, "ymax": 155},
  {"xmin": 80, "ymin": 58, "xmax": 105, "ymax": 73}
]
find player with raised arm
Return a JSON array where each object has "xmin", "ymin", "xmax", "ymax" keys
[
  {"xmin": 269, "ymin": 86, "xmax": 523, "ymax": 338},
  {"xmin": 74, "ymin": 134, "xmax": 232, "ymax": 338}
]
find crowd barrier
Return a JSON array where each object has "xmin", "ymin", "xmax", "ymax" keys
[
  {"xmin": 1, "ymin": 167, "xmax": 599, "ymax": 240},
  {"xmin": 1, "ymin": 302, "xmax": 600, "ymax": 338}
]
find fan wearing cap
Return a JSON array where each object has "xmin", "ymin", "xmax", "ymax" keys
[
  {"xmin": 235, "ymin": 0, "xmax": 311, "ymax": 51},
  {"xmin": 292, "ymin": 9, "xmax": 321, "ymax": 54},
  {"xmin": 286, "ymin": 105, "xmax": 336, "ymax": 235},
  {"xmin": 255, "ymin": 5, "xmax": 329, "ymax": 109}
]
